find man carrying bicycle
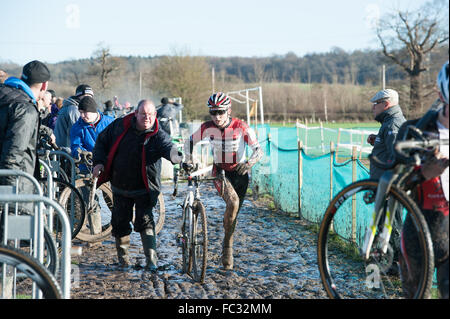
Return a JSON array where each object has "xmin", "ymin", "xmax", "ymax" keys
[
  {"xmin": 397, "ymin": 61, "xmax": 449, "ymax": 299},
  {"xmin": 184, "ymin": 92, "xmax": 263, "ymax": 270}
]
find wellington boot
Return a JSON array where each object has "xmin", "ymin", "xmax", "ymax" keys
[
  {"xmin": 115, "ymin": 235, "xmax": 131, "ymax": 269},
  {"xmin": 140, "ymin": 228, "xmax": 157, "ymax": 272}
]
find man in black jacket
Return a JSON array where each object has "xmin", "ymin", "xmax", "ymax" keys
[
  {"xmin": 0, "ymin": 60, "xmax": 51, "ymax": 195},
  {"xmin": 92, "ymin": 99, "xmax": 182, "ymax": 271}
]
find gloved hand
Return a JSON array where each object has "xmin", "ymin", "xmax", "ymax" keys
[
  {"xmin": 170, "ymin": 148, "xmax": 183, "ymax": 164},
  {"xmin": 235, "ymin": 162, "xmax": 251, "ymax": 175}
]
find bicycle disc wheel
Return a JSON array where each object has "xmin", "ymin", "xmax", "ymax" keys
[
  {"xmin": 73, "ymin": 178, "xmax": 113, "ymax": 243},
  {"xmin": 317, "ymin": 179, "xmax": 434, "ymax": 299},
  {"xmin": 189, "ymin": 200, "xmax": 208, "ymax": 283},
  {"xmin": 41, "ymin": 177, "xmax": 86, "ymax": 239},
  {"xmin": 0, "ymin": 245, "xmax": 62, "ymax": 299},
  {"xmin": 154, "ymin": 192, "xmax": 165, "ymax": 235}
]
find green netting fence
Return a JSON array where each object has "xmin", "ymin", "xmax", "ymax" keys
[{"xmin": 250, "ymin": 124, "xmax": 373, "ymax": 246}]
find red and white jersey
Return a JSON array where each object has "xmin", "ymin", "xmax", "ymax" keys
[{"xmin": 189, "ymin": 118, "xmax": 260, "ymax": 171}]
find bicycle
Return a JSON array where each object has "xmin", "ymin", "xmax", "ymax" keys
[
  {"xmin": 37, "ymin": 135, "xmax": 86, "ymax": 240},
  {"xmin": 173, "ymin": 163, "xmax": 223, "ymax": 283},
  {"xmin": 317, "ymin": 127, "xmax": 446, "ymax": 299},
  {"xmin": 0, "ymin": 244, "xmax": 62, "ymax": 299}
]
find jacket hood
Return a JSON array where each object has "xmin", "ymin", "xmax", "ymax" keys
[
  {"xmin": 3, "ymin": 77, "xmax": 36, "ymax": 103},
  {"xmin": 62, "ymin": 96, "xmax": 80, "ymax": 108}
]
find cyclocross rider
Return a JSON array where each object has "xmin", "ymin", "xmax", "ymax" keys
[
  {"xmin": 184, "ymin": 92, "xmax": 263, "ymax": 270},
  {"xmin": 397, "ymin": 61, "xmax": 449, "ymax": 299}
]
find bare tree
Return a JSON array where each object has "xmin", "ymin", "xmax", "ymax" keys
[
  {"xmin": 376, "ymin": 0, "xmax": 448, "ymax": 112},
  {"xmin": 87, "ymin": 44, "xmax": 122, "ymax": 91},
  {"xmin": 150, "ymin": 49, "xmax": 211, "ymax": 119}
]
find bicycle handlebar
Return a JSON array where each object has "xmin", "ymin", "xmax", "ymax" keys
[{"xmin": 370, "ymin": 136, "xmax": 448, "ymax": 170}]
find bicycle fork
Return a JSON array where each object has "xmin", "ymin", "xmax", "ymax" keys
[{"xmin": 361, "ymin": 171, "xmax": 398, "ymax": 260}]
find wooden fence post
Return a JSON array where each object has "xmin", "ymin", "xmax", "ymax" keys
[
  {"xmin": 330, "ymin": 142, "xmax": 334, "ymax": 201},
  {"xmin": 351, "ymin": 146, "xmax": 357, "ymax": 243}
]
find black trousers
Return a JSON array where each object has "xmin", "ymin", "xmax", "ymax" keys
[{"xmin": 111, "ymin": 190, "xmax": 159, "ymax": 238}]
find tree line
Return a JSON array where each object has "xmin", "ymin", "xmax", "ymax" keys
[{"xmin": 1, "ymin": 1, "xmax": 447, "ymax": 123}]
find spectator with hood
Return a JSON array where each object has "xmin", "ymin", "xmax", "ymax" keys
[{"xmin": 54, "ymin": 84, "xmax": 94, "ymax": 148}]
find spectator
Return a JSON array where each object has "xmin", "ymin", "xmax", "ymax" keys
[
  {"xmin": 47, "ymin": 89, "xmax": 56, "ymax": 104},
  {"xmin": 103, "ymin": 100, "xmax": 116, "ymax": 118},
  {"xmin": 156, "ymin": 97, "xmax": 184, "ymax": 136},
  {"xmin": 92, "ymin": 99, "xmax": 182, "ymax": 271},
  {"xmin": 0, "ymin": 60, "xmax": 50, "ymax": 195},
  {"xmin": 54, "ymin": 84, "xmax": 94, "ymax": 148},
  {"xmin": 70, "ymin": 96, "xmax": 114, "ymax": 167},
  {"xmin": 0, "ymin": 69, "xmax": 8, "ymax": 84},
  {"xmin": 46, "ymin": 97, "xmax": 61, "ymax": 131},
  {"xmin": 397, "ymin": 61, "xmax": 449, "ymax": 299},
  {"xmin": 367, "ymin": 89, "xmax": 406, "ymax": 180}
]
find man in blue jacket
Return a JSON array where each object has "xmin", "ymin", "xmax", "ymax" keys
[{"xmin": 70, "ymin": 96, "xmax": 114, "ymax": 164}]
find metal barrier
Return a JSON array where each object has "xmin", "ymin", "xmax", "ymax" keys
[
  {"xmin": 0, "ymin": 169, "xmax": 71, "ymax": 299},
  {"xmin": 38, "ymin": 149, "xmax": 77, "ymax": 186}
]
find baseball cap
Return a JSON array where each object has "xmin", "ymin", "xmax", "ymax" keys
[
  {"xmin": 75, "ymin": 84, "xmax": 94, "ymax": 97},
  {"xmin": 370, "ymin": 89, "xmax": 399, "ymax": 106},
  {"xmin": 21, "ymin": 60, "xmax": 51, "ymax": 85}
]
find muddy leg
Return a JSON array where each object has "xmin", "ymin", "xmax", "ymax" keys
[{"xmin": 221, "ymin": 178, "xmax": 240, "ymax": 270}]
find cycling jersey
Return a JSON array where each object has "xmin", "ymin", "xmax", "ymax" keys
[{"xmin": 188, "ymin": 118, "xmax": 260, "ymax": 171}]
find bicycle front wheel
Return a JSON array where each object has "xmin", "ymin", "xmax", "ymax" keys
[
  {"xmin": 0, "ymin": 245, "xmax": 62, "ymax": 299},
  {"xmin": 188, "ymin": 200, "xmax": 208, "ymax": 283},
  {"xmin": 317, "ymin": 179, "xmax": 434, "ymax": 299},
  {"xmin": 71, "ymin": 178, "xmax": 113, "ymax": 243}
]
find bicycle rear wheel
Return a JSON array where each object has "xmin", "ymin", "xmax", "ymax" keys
[
  {"xmin": 188, "ymin": 200, "xmax": 208, "ymax": 283},
  {"xmin": 0, "ymin": 245, "xmax": 62, "ymax": 299},
  {"xmin": 154, "ymin": 192, "xmax": 165, "ymax": 235},
  {"xmin": 317, "ymin": 179, "xmax": 434, "ymax": 299}
]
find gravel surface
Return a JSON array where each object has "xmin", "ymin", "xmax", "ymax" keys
[{"xmin": 70, "ymin": 182, "xmax": 328, "ymax": 299}]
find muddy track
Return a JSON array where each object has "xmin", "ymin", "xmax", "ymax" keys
[{"xmin": 70, "ymin": 183, "xmax": 327, "ymax": 299}]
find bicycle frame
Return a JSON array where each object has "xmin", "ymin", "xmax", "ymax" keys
[
  {"xmin": 361, "ymin": 136, "xmax": 448, "ymax": 261},
  {"xmin": 361, "ymin": 168, "xmax": 402, "ymax": 259}
]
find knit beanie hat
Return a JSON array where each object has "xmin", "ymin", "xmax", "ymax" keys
[
  {"xmin": 78, "ymin": 96, "xmax": 98, "ymax": 113},
  {"xmin": 21, "ymin": 60, "xmax": 51, "ymax": 85}
]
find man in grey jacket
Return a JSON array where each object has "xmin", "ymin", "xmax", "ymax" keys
[
  {"xmin": 0, "ymin": 60, "xmax": 51, "ymax": 194},
  {"xmin": 367, "ymin": 89, "xmax": 406, "ymax": 180},
  {"xmin": 54, "ymin": 84, "xmax": 94, "ymax": 148},
  {"xmin": 156, "ymin": 97, "xmax": 184, "ymax": 136}
]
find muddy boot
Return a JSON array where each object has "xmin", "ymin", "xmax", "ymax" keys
[
  {"xmin": 222, "ymin": 246, "xmax": 234, "ymax": 270},
  {"xmin": 140, "ymin": 228, "xmax": 157, "ymax": 272},
  {"xmin": 115, "ymin": 235, "xmax": 131, "ymax": 269}
]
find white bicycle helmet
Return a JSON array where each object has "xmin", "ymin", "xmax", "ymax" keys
[
  {"xmin": 207, "ymin": 92, "xmax": 231, "ymax": 110},
  {"xmin": 437, "ymin": 61, "xmax": 449, "ymax": 105}
]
